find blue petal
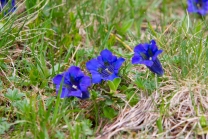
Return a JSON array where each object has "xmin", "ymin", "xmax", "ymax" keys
[
  {"xmin": 140, "ymin": 60, "xmax": 153, "ymax": 67},
  {"xmin": 152, "ymin": 50, "xmax": 163, "ymax": 60},
  {"xmin": 0, "ymin": 0, "xmax": 16, "ymax": 13},
  {"xmin": 12, "ymin": 0, "xmax": 15, "ymax": 6},
  {"xmin": 147, "ymin": 58, "xmax": 164, "ymax": 76},
  {"xmin": 53, "ymin": 74, "xmax": 63, "ymax": 85},
  {"xmin": 149, "ymin": 40, "xmax": 158, "ymax": 53},
  {"xmin": 106, "ymin": 73, "xmax": 118, "ymax": 81},
  {"xmin": 97, "ymin": 56, "xmax": 104, "ymax": 65},
  {"xmin": 86, "ymin": 58, "xmax": 101, "ymax": 71},
  {"xmin": 187, "ymin": 0, "xmax": 198, "ymax": 12},
  {"xmin": 150, "ymin": 40, "xmax": 156, "ymax": 45},
  {"xmin": 79, "ymin": 91, "xmax": 90, "ymax": 99},
  {"xmin": 132, "ymin": 55, "xmax": 143, "ymax": 64},
  {"xmin": 53, "ymin": 74, "xmax": 71, "ymax": 85},
  {"xmin": 79, "ymin": 76, "xmax": 91, "ymax": 91},
  {"xmin": 67, "ymin": 66, "xmax": 84, "ymax": 79},
  {"xmin": 100, "ymin": 49, "xmax": 117, "ymax": 63},
  {"xmin": 1, "ymin": 0, "xmax": 7, "ymax": 8},
  {"xmin": 134, "ymin": 44, "xmax": 146, "ymax": 54},
  {"xmin": 60, "ymin": 88, "xmax": 70, "ymax": 98},
  {"xmin": 69, "ymin": 90, "xmax": 82, "ymax": 98},
  {"xmin": 198, "ymin": 8, "xmax": 208, "ymax": 15},
  {"xmin": 187, "ymin": 0, "xmax": 208, "ymax": 15},
  {"xmin": 91, "ymin": 72, "xmax": 102, "ymax": 83},
  {"xmin": 55, "ymin": 86, "xmax": 70, "ymax": 98},
  {"xmin": 114, "ymin": 57, "xmax": 125, "ymax": 73}
]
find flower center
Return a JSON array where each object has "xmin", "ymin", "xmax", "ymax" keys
[
  {"xmin": 140, "ymin": 53, "xmax": 148, "ymax": 60},
  {"xmin": 105, "ymin": 68, "xmax": 113, "ymax": 74},
  {"xmin": 140, "ymin": 46, "xmax": 154, "ymax": 60},
  {"xmin": 72, "ymin": 85, "xmax": 78, "ymax": 90},
  {"xmin": 196, "ymin": 1, "xmax": 202, "ymax": 9},
  {"xmin": 98, "ymin": 64, "xmax": 114, "ymax": 77}
]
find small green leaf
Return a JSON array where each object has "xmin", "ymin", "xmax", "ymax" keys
[
  {"xmin": 126, "ymin": 91, "xmax": 138, "ymax": 106},
  {"xmin": 0, "ymin": 118, "xmax": 11, "ymax": 135},
  {"xmin": 105, "ymin": 99, "xmax": 113, "ymax": 106},
  {"xmin": 103, "ymin": 106, "xmax": 117, "ymax": 119},
  {"xmin": 200, "ymin": 116, "xmax": 207, "ymax": 128},
  {"xmin": 121, "ymin": 19, "xmax": 134, "ymax": 33},
  {"xmin": 29, "ymin": 68, "xmax": 39, "ymax": 85},
  {"xmin": 113, "ymin": 77, "xmax": 121, "ymax": 90},
  {"xmin": 107, "ymin": 80, "xmax": 116, "ymax": 91},
  {"xmin": 135, "ymin": 78, "xmax": 145, "ymax": 90},
  {"xmin": 81, "ymin": 120, "xmax": 93, "ymax": 135},
  {"xmin": 4, "ymin": 88, "xmax": 25, "ymax": 102},
  {"xmin": 91, "ymin": 90, "xmax": 98, "ymax": 100},
  {"xmin": 0, "ymin": 22, "xmax": 4, "ymax": 32},
  {"xmin": 159, "ymin": 99, "xmax": 166, "ymax": 114},
  {"xmin": 156, "ymin": 117, "xmax": 163, "ymax": 133},
  {"xmin": 12, "ymin": 99, "xmax": 29, "ymax": 112}
]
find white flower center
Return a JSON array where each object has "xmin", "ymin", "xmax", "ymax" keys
[
  {"xmin": 72, "ymin": 85, "xmax": 77, "ymax": 89},
  {"xmin": 149, "ymin": 57, "xmax": 152, "ymax": 60},
  {"xmin": 105, "ymin": 68, "xmax": 112, "ymax": 74}
]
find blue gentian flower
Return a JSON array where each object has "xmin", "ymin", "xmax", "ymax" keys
[
  {"xmin": 0, "ymin": 0, "xmax": 16, "ymax": 13},
  {"xmin": 0, "ymin": 0, "xmax": 7, "ymax": 8},
  {"xmin": 187, "ymin": 0, "xmax": 208, "ymax": 15},
  {"xmin": 86, "ymin": 49, "xmax": 125, "ymax": 83},
  {"xmin": 53, "ymin": 66, "xmax": 91, "ymax": 99},
  {"xmin": 132, "ymin": 40, "xmax": 164, "ymax": 76}
]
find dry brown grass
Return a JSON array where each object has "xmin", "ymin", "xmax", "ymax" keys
[{"xmin": 96, "ymin": 76, "xmax": 208, "ymax": 139}]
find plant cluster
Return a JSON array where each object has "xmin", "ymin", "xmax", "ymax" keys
[{"xmin": 53, "ymin": 40, "xmax": 164, "ymax": 99}]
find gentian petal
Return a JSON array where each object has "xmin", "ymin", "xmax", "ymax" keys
[
  {"xmin": 198, "ymin": 9, "xmax": 207, "ymax": 15},
  {"xmin": 53, "ymin": 74, "xmax": 63, "ymax": 85},
  {"xmin": 106, "ymin": 73, "xmax": 118, "ymax": 81},
  {"xmin": 0, "ymin": 0, "xmax": 16, "ymax": 13},
  {"xmin": 132, "ymin": 55, "xmax": 143, "ymax": 64},
  {"xmin": 69, "ymin": 90, "xmax": 82, "ymax": 98},
  {"xmin": 79, "ymin": 91, "xmax": 90, "ymax": 99},
  {"xmin": 100, "ymin": 49, "xmax": 117, "ymax": 63},
  {"xmin": 147, "ymin": 58, "xmax": 164, "ymax": 76},
  {"xmin": 134, "ymin": 44, "xmax": 146, "ymax": 54},
  {"xmin": 60, "ymin": 87, "xmax": 70, "ymax": 98},
  {"xmin": 187, "ymin": 0, "xmax": 208, "ymax": 15},
  {"xmin": 187, "ymin": 0, "xmax": 198, "ymax": 13},
  {"xmin": 55, "ymin": 86, "xmax": 70, "ymax": 98},
  {"xmin": 9, "ymin": 0, "xmax": 16, "ymax": 13},
  {"xmin": 149, "ymin": 40, "xmax": 158, "ymax": 53},
  {"xmin": 79, "ymin": 76, "xmax": 91, "ymax": 91},
  {"xmin": 91, "ymin": 72, "xmax": 102, "ymax": 83},
  {"xmin": 97, "ymin": 56, "xmax": 104, "ymax": 65},
  {"xmin": 150, "ymin": 39, "xmax": 156, "ymax": 45},
  {"xmin": 53, "ymin": 72, "xmax": 72, "ymax": 85},
  {"xmin": 114, "ymin": 57, "xmax": 125, "ymax": 73},
  {"xmin": 12, "ymin": 0, "xmax": 15, "ymax": 7},
  {"xmin": 152, "ymin": 50, "xmax": 163, "ymax": 60},
  {"xmin": 86, "ymin": 58, "xmax": 101, "ymax": 71},
  {"xmin": 67, "ymin": 66, "xmax": 84, "ymax": 79},
  {"xmin": 140, "ymin": 60, "xmax": 153, "ymax": 67},
  {"xmin": 0, "ymin": 0, "xmax": 7, "ymax": 9}
]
